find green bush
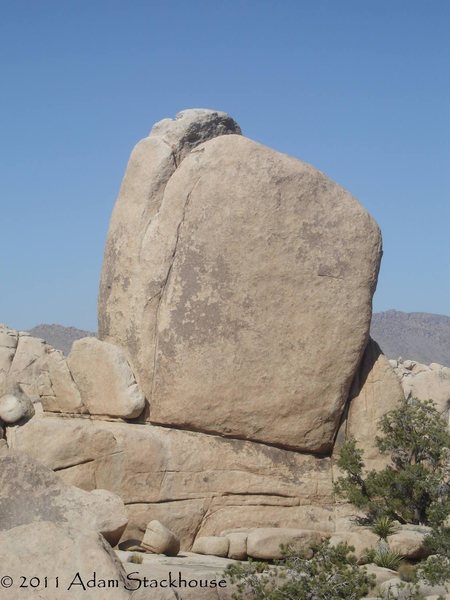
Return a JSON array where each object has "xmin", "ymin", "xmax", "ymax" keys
[
  {"xmin": 224, "ymin": 540, "xmax": 375, "ymax": 600},
  {"xmin": 335, "ymin": 397, "xmax": 450, "ymax": 589},
  {"xmin": 416, "ymin": 554, "xmax": 450, "ymax": 589},
  {"xmin": 334, "ymin": 398, "xmax": 450, "ymax": 526}
]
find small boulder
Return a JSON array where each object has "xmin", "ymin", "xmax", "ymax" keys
[
  {"xmin": 141, "ymin": 520, "xmax": 180, "ymax": 556},
  {"xmin": 388, "ymin": 528, "xmax": 430, "ymax": 560},
  {"xmin": 84, "ymin": 489, "xmax": 129, "ymax": 547},
  {"xmin": 329, "ymin": 529, "xmax": 379, "ymax": 563},
  {"xmin": 0, "ymin": 391, "xmax": 34, "ymax": 424},
  {"xmin": 68, "ymin": 337, "xmax": 145, "ymax": 419},
  {"xmin": 226, "ymin": 532, "xmax": 248, "ymax": 560},
  {"xmin": 364, "ymin": 563, "xmax": 399, "ymax": 587},
  {"xmin": 192, "ymin": 536, "xmax": 230, "ymax": 557},
  {"xmin": 38, "ymin": 348, "xmax": 86, "ymax": 414},
  {"xmin": 246, "ymin": 528, "xmax": 324, "ymax": 560}
]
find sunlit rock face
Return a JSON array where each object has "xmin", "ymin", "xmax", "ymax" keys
[{"xmin": 98, "ymin": 109, "xmax": 382, "ymax": 453}]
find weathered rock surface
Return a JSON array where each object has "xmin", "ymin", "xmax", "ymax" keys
[
  {"xmin": 68, "ymin": 337, "xmax": 145, "ymax": 419},
  {"xmin": 0, "ymin": 325, "xmax": 84, "ymax": 415},
  {"xmin": 8, "ymin": 414, "xmax": 335, "ymax": 548},
  {"xmin": 0, "ymin": 324, "xmax": 18, "ymax": 395},
  {"xmin": 118, "ymin": 550, "xmax": 234, "ymax": 599},
  {"xmin": 5, "ymin": 332, "xmax": 48, "ymax": 399},
  {"xmin": 38, "ymin": 347, "xmax": 86, "ymax": 413},
  {"xmin": 0, "ymin": 325, "xmax": 144, "ymax": 420},
  {"xmin": 141, "ymin": 520, "xmax": 180, "ymax": 556},
  {"xmin": 192, "ymin": 536, "xmax": 230, "ymax": 557},
  {"xmin": 392, "ymin": 358, "xmax": 450, "ymax": 426},
  {"xmin": 334, "ymin": 338, "xmax": 404, "ymax": 471},
  {"xmin": 98, "ymin": 109, "xmax": 241, "ymax": 420},
  {"xmin": 225, "ymin": 532, "xmax": 248, "ymax": 559},
  {"xmin": 387, "ymin": 527, "xmax": 431, "ymax": 560},
  {"xmin": 246, "ymin": 527, "xmax": 324, "ymax": 560},
  {"xmin": 364, "ymin": 563, "xmax": 399, "ymax": 587},
  {"xmin": 0, "ymin": 521, "xmax": 131, "ymax": 599},
  {"xmin": 99, "ymin": 109, "xmax": 382, "ymax": 453},
  {"xmin": 329, "ymin": 529, "xmax": 379, "ymax": 563},
  {"xmin": 0, "ymin": 451, "xmax": 127, "ymax": 546}
]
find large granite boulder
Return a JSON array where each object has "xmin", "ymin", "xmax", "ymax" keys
[
  {"xmin": 0, "ymin": 451, "xmax": 127, "ymax": 546},
  {"xmin": 0, "ymin": 521, "xmax": 131, "ymax": 599},
  {"xmin": 98, "ymin": 109, "xmax": 382, "ymax": 453}
]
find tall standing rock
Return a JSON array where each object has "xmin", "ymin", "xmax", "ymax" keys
[{"xmin": 99, "ymin": 109, "xmax": 382, "ymax": 453}]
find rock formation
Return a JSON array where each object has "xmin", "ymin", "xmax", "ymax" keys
[
  {"xmin": 99, "ymin": 109, "xmax": 382, "ymax": 453},
  {"xmin": 0, "ymin": 451, "xmax": 128, "ymax": 546},
  {"xmin": 333, "ymin": 338, "xmax": 405, "ymax": 471},
  {"xmin": 7, "ymin": 412, "xmax": 336, "ymax": 549},
  {"xmin": 0, "ymin": 522, "xmax": 132, "ymax": 600},
  {"xmin": 68, "ymin": 337, "xmax": 145, "ymax": 418},
  {"xmin": 391, "ymin": 357, "xmax": 450, "ymax": 425},
  {"xmin": 3, "ymin": 109, "xmax": 439, "ymax": 589}
]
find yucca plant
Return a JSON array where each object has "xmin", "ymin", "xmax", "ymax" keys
[
  {"xmin": 371, "ymin": 543, "xmax": 402, "ymax": 571},
  {"xmin": 371, "ymin": 516, "xmax": 399, "ymax": 540}
]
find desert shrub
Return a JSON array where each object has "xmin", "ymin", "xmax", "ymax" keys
[
  {"xmin": 380, "ymin": 582, "xmax": 428, "ymax": 600},
  {"xmin": 224, "ymin": 540, "xmax": 375, "ymax": 600},
  {"xmin": 334, "ymin": 398, "xmax": 450, "ymax": 526},
  {"xmin": 371, "ymin": 516, "xmax": 399, "ymax": 540},
  {"xmin": 416, "ymin": 554, "xmax": 450, "ymax": 589},
  {"xmin": 424, "ymin": 523, "xmax": 450, "ymax": 556}
]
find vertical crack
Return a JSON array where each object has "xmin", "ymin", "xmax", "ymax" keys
[
  {"xmin": 190, "ymin": 497, "xmax": 211, "ymax": 549},
  {"xmin": 150, "ymin": 177, "xmax": 202, "ymax": 403}
]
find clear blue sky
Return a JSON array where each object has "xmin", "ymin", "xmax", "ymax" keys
[{"xmin": 1, "ymin": 1, "xmax": 449, "ymax": 331}]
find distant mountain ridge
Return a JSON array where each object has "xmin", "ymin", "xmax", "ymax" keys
[
  {"xmin": 28, "ymin": 310, "xmax": 450, "ymax": 366},
  {"xmin": 371, "ymin": 310, "xmax": 450, "ymax": 367},
  {"xmin": 27, "ymin": 324, "xmax": 95, "ymax": 356}
]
